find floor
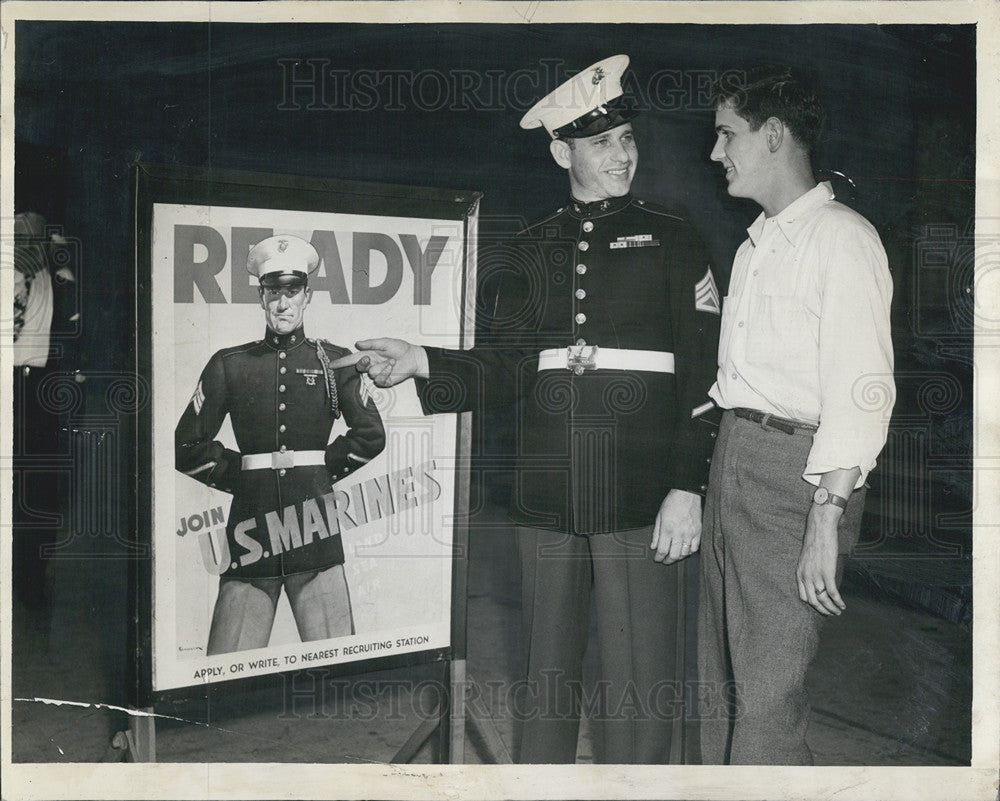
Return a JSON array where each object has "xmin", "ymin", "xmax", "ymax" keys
[{"xmin": 9, "ymin": 499, "xmax": 972, "ymax": 768}]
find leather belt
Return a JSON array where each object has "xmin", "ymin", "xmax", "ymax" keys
[
  {"xmin": 537, "ymin": 346, "xmax": 675, "ymax": 375},
  {"xmin": 241, "ymin": 450, "xmax": 326, "ymax": 470},
  {"xmin": 732, "ymin": 407, "xmax": 818, "ymax": 435}
]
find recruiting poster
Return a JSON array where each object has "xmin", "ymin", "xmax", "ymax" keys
[{"xmin": 147, "ymin": 192, "xmax": 475, "ymax": 691}]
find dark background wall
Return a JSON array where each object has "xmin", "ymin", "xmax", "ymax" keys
[
  {"xmin": 13, "ymin": 21, "xmax": 976, "ymax": 701},
  {"xmin": 16, "ymin": 21, "xmax": 975, "ymax": 339},
  {"xmin": 15, "ymin": 23, "xmax": 974, "ymax": 358}
]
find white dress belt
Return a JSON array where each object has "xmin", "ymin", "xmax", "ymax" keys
[
  {"xmin": 241, "ymin": 450, "xmax": 326, "ymax": 470},
  {"xmin": 536, "ymin": 346, "xmax": 675, "ymax": 374}
]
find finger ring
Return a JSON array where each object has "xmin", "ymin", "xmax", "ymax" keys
[{"xmin": 816, "ymin": 588, "xmax": 827, "ymax": 594}]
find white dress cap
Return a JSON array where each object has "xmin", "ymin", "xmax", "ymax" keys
[
  {"xmin": 246, "ymin": 234, "xmax": 320, "ymax": 284},
  {"xmin": 520, "ymin": 55, "xmax": 632, "ymax": 139}
]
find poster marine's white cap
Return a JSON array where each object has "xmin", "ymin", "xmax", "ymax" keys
[
  {"xmin": 519, "ymin": 54, "xmax": 637, "ymax": 139},
  {"xmin": 246, "ymin": 234, "xmax": 320, "ymax": 286}
]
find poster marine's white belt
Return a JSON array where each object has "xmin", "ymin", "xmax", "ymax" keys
[
  {"xmin": 537, "ymin": 346, "xmax": 675, "ymax": 373},
  {"xmin": 241, "ymin": 450, "xmax": 326, "ymax": 470}
]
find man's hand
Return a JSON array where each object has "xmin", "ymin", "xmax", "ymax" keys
[
  {"xmin": 650, "ymin": 489, "xmax": 702, "ymax": 564},
  {"xmin": 351, "ymin": 338, "xmax": 429, "ymax": 387},
  {"xmin": 796, "ymin": 504, "xmax": 845, "ymax": 616}
]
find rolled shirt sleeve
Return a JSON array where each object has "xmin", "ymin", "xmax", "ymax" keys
[{"xmin": 805, "ymin": 222, "xmax": 895, "ymax": 487}]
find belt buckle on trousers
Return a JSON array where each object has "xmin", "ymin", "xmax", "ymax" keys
[
  {"xmin": 734, "ymin": 407, "xmax": 797, "ymax": 435},
  {"xmin": 566, "ymin": 344, "xmax": 598, "ymax": 373},
  {"xmin": 758, "ymin": 413, "xmax": 795, "ymax": 435}
]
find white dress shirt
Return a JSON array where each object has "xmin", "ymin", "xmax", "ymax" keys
[{"xmin": 709, "ymin": 182, "xmax": 895, "ymax": 487}]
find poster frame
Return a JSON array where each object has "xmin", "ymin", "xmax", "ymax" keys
[{"xmin": 129, "ymin": 161, "xmax": 478, "ymax": 710}]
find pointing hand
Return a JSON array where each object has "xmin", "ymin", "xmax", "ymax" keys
[{"xmin": 350, "ymin": 338, "xmax": 429, "ymax": 387}]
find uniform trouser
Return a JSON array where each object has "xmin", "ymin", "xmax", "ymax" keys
[
  {"xmin": 516, "ymin": 524, "xmax": 685, "ymax": 764},
  {"xmin": 698, "ymin": 411, "xmax": 864, "ymax": 765},
  {"xmin": 207, "ymin": 564, "xmax": 355, "ymax": 655}
]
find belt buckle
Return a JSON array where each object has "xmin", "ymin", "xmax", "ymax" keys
[
  {"xmin": 758, "ymin": 414, "xmax": 794, "ymax": 435},
  {"xmin": 271, "ymin": 450, "xmax": 295, "ymax": 470},
  {"xmin": 566, "ymin": 345, "xmax": 598, "ymax": 374}
]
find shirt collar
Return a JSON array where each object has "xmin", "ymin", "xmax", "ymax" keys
[
  {"xmin": 746, "ymin": 181, "xmax": 835, "ymax": 247},
  {"xmin": 568, "ymin": 194, "xmax": 632, "ymax": 219},
  {"xmin": 263, "ymin": 326, "xmax": 306, "ymax": 350}
]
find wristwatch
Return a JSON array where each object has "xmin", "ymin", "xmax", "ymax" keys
[{"xmin": 812, "ymin": 487, "xmax": 848, "ymax": 509}]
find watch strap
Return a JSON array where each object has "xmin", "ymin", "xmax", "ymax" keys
[
  {"xmin": 813, "ymin": 487, "xmax": 849, "ymax": 509},
  {"xmin": 827, "ymin": 492, "xmax": 848, "ymax": 509}
]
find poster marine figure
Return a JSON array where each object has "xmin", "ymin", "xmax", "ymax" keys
[{"xmin": 175, "ymin": 234, "xmax": 386, "ymax": 655}]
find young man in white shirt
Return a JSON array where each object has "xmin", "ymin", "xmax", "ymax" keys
[{"xmin": 699, "ymin": 65, "xmax": 895, "ymax": 764}]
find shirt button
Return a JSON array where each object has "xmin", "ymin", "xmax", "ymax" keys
[
  {"xmin": 575, "ymin": 313, "xmax": 587, "ymax": 324},
  {"xmin": 279, "ymin": 352, "xmax": 286, "ymax": 360},
  {"xmin": 279, "ymin": 445, "xmax": 287, "ymax": 453},
  {"xmin": 753, "ymin": 270, "xmax": 759, "ymax": 276},
  {"xmin": 576, "ymin": 264, "xmax": 587, "ymax": 275},
  {"xmin": 731, "ymin": 373, "xmax": 738, "ymax": 380},
  {"xmin": 273, "ymin": 337, "xmax": 279, "ymax": 345},
  {"xmin": 578, "ymin": 241, "xmax": 589, "ymax": 252},
  {"xmin": 738, "ymin": 321, "xmax": 744, "ymax": 328},
  {"xmin": 710, "ymin": 431, "xmax": 717, "ymax": 439},
  {"xmin": 279, "ymin": 424, "xmax": 286, "ymax": 433},
  {"xmin": 278, "ymin": 468, "xmax": 286, "ymax": 477},
  {"xmin": 576, "ymin": 338, "xmax": 586, "ymax": 346},
  {"xmin": 280, "ymin": 366, "xmax": 287, "ymax": 374},
  {"xmin": 575, "ymin": 289, "xmax": 586, "ymax": 300},
  {"xmin": 290, "ymin": 335, "xmax": 296, "ymax": 343},
  {"xmin": 279, "ymin": 384, "xmax": 286, "ymax": 393},
  {"xmin": 582, "ymin": 221, "xmax": 594, "ymax": 232},
  {"xmin": 700, "ymin": 484, "xmax": 708, "ymax": 492},
  {"xmin": 279, "ymin": 403, "xmax": 286, "ymax": 411}
]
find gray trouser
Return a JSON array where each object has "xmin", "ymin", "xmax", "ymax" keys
[
  {"xmin": 516, "ymin": 524, "xmax": 686, "ymax": 764},
  {"xmin": 698, "ymin": 411, "xmax": 864, "ymax": 765}
]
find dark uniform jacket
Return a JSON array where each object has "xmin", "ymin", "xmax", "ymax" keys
[
  {"xmin": 419, "ymin": 194, "xmax": 721, "ymax": 535},
  {"xmin": 175, "ymin": 327, "xmax": 386, "ymax": 578}
]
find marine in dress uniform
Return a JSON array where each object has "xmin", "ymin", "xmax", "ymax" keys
[
  {"xmin": 354, "ymin": 56, "xmax": 721, "ymax": 763},
  {"xmin": 175, "ymin": 235, "xmax": 386, "ymax": 655}
]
